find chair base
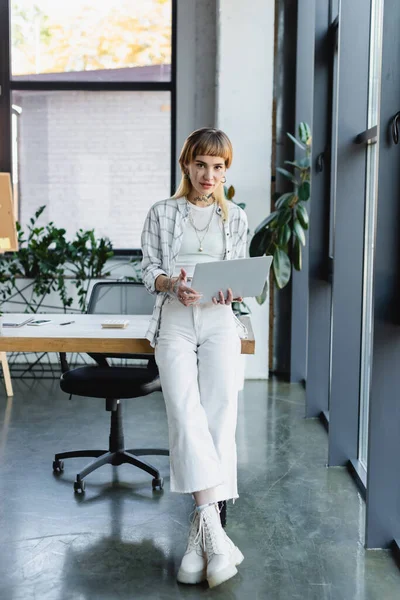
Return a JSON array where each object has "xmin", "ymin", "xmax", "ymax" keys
[{"xmin": 54, "ymin": 447, "xmax": 169, "ymax": 492}]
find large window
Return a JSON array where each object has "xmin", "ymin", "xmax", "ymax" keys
[
  {"xmin": 358, "ymin": 0, "xmax": 384, "ymax": 470},
  {"xmin": 1, "ymin": 0, "xmax": 176, "ymax": 251}
]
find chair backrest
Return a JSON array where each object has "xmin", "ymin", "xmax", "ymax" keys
[{"xmin": 87, "ymin": 281, "xmax": 155, "ymax": 315}]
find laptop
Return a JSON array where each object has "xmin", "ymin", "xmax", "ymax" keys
[
  {"xmin": 191, "ymin": 256, "xmax": 273, "ymax": 304},
  {"xmin": 2, "ymin": 317, "xmax": 35, "ymax": 328}
]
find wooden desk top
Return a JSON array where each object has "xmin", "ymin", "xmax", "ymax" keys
[{"xmin": 0, "ymin": 314, "xmax": 255, "ymax": 355}]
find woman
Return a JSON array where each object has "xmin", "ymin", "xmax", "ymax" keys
[{"xmin": 141, "ymin": 127, "xmax": 248, "ymax": 588}]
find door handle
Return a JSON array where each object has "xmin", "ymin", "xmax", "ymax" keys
[{"xmin": 391, "ymin": 111, "xmax": 400, "ymax": 144}]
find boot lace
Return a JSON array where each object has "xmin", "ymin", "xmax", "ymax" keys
[
  {"xmin": 186, "ymin": 509, "xmax": 201, "ymax": 551},
  {"xmin": 195, "ymin": 504, "xmax": 222, "ymax": 556}
]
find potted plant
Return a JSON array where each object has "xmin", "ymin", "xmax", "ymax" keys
[
  {"xmin": 0, "ymin": 205, "xmax": 119, "ymax": 314},
  {"xmin": 249, "ymin": 122, "xmax": 311, "ymax": 298},
  {"xmin": 0, "ymin": 206, "xmax": 73, "ymax": 313}
]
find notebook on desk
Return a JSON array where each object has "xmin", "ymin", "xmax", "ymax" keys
[{"xmin": 101, "ymin": 320, "xmax": 130, "ymax": 329}]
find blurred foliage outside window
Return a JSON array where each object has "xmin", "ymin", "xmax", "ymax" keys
[{"xmin": 11, "ymin": 0, "xmax": 172, "ymax": 76}]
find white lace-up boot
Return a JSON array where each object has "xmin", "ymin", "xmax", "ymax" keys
[
  {"xmin": 199, "ymin": 503, "xmax": 244, "ymax": 588},
  {"xmin": 177, "ymin": 510, "xmax": 207, "ymax": 584}
]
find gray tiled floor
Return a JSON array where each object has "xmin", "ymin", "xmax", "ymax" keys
[{"xmin": 0, "ymin": 376, "xmax": 400, "ymax": 599}]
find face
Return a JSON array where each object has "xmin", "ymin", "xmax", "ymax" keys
[{"xmin": 185, "ymin": 155, "xmax": 226, "ymax": 196}]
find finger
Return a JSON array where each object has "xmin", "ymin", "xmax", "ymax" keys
[
  {"xmin": 218, "ymin": 290, "xmax": 225, "ymax": 304},
  {"xmin": 226, "ymin": 288, "xmax": 233, "ymax": 304},
  {"xmin": 182, "ymin": 286, "xmax": 202, "ymax": 297},
  {"xmin": 212, "ymin": 296, "xmax": 218, "ymax": 304},
  {"xmin": 181, "ymin": 291, "xmax": 202, "ymax": 304}
]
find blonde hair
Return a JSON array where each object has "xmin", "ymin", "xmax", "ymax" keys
[{"xmin": 173, "ymin": 127, "xmax": 233, "ymax": 221}]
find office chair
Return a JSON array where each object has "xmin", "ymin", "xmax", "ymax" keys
[{"xmin": 53, "ymin": 281, "xmax": 169, "ymax": 493}]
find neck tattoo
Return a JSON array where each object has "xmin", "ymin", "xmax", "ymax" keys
[{"xmin": 189, "ymin": 192, "xmax": 215, "ymax": 207}]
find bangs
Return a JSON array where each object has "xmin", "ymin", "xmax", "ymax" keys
[{"xmin": 187, "ymin": 130, "xmax": 232, "ymax": 165}]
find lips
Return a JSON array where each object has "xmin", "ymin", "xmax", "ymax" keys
[{"xmin": 201, "ymin": 183, "xmax": 213, "ymax": 188}]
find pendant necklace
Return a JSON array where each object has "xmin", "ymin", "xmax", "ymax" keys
[{"xmin": 188, "ymin": 204, "xmax": 216, "ymax": 252}]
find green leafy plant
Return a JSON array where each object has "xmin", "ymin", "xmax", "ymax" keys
[
  {"xmin": 66, "ymin": 229, "xmax": 114, "ymax": 312},
  {"xmin": 0, "ymin": 205, "xmax": 73, "ymax": 312},
  {"xmin": 249, "ymin": 122, "xmax": 311, "ymax": 297},
  {"xmin": 0, "ymin": 205, "xmax": 116, "ymax": 313}
]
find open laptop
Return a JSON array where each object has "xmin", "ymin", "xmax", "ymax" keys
[
  {"xmin": 2, "ymin": 317, "xmax": 35, "ymax": 328},
  {"xmin": 191, "ymin": 255, "xmax": 273, "ymax": 304}
]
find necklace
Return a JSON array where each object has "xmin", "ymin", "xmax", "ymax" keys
[{"xmin": 188, "ymin": 205, "xmax": 216, "ymax": 252}]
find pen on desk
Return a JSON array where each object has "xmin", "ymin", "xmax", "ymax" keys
[{"xmin": 60, "ymin": 321, "xmax": 75, "ymax": 326}]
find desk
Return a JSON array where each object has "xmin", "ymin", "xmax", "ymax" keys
[{"xmin": 0, "ymin": 313, "xmax": 255, "ymax": 394}]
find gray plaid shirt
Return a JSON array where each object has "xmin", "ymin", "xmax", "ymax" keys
[{"xmin": 141, "ymin": 196, "xmax": 248, "ymax": 347}]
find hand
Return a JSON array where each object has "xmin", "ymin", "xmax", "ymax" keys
[
  {"xmin": 212, "ymin": 288, "xmax": 243, "ymax": 306},
  {"xmin": 170, "ymin": 268, "xmax": 203, "ymax": 306}
]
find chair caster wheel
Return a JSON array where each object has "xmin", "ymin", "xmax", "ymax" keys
[
  {"xmin": 152, "ymin": 477, "xmax": 164, "ymax": 490},
  {"xmin": 53, "ymin": 459, "xmax": 64, "ymax": 473},
  {"xmin": 74, "ymin": 479, "xmax": 86, "ymax": 493}
]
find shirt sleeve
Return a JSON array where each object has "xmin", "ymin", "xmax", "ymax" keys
[
  {"xmin": 236, "ymin": 209, "xmax": 248, "ymax": 259},
  {"xmin": 141, "ymin": 206, "xmax": 167, "ymax": 294}
]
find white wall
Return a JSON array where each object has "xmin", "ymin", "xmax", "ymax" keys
[{"xmin": 216, "ymin": 0, "xmax": 275, "ymax": 379}]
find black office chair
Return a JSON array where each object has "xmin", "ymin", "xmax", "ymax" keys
[{"xmin": 53, "ymin": 281, "xmax": 169, "ymax": 493}]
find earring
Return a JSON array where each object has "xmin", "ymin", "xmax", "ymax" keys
[
  {"xmin": 221, "ymin": 176, "xmax": 227, "ymax": 184},
  {"xmin": 184, "ymin": 173, "xmax": 190, "ymax": 180}
]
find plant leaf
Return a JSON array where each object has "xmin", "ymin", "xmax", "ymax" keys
[
  {"xmin": 226, "ymin": 185, "xmax": 235, "ymax": 200},
  {"xmin": 249, "ymin": 228, "xmax": 274, "ymax": 257},
  {"xmin": 275, "ymin": 192, "xmax": 295, "ymax": 209},
  {"xmin": 278, "ymin": 223, "xmax": 291, "ymax": 247},
  {"xmin": 296, "ymin": 202, "xmax": 309, "ymax": 229},
  {"xmin": 298, "ymin": 181, "xmax": 310, "ymax": 201},
  {"xmin": 299, "ymin": 122, "xmax": 311, "ymax": 145},
  {"xmin": 276, "ymin": 167, "xmax": 298, "ymax": 185},
  {"xmin": 298, "ymin": 156, "xmax": 311, "ymax": 169},
  {"xmin": 293, "ymin": 219, "xmax": 306, "ymax": 246},
  {"xmin": 273, "ymin": 248, "xmax": 291, "ymax": 289},
  {"xmin": 254, "ymin": 211, "xmax": 278, "ymax": 234},
  {"xmin": 284, "ymin": 160, "xmax": 303, "ymax": 170},
  {"xmin": 255, "ymin": 278, "xmax": 269, "ymax": 305},
  {"xmin": 287, "ymin": 131, "xmax": 306, "ymax": 150},
  {"xmin": 293, "ymin": 236, "xmax": 302, "ymax": 270},
  {"xmin": 277, "ymin": 209, "xmax": 292, "ymax": 227}
]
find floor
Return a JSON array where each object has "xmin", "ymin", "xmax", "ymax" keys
[{"xmin": 0, "ymin": 376, "xmax": 400, "ymax": 600}]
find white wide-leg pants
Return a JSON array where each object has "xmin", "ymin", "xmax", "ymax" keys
[{"xmin": 154, "ymin": 298, "xmax": 241, "ymax": 503}]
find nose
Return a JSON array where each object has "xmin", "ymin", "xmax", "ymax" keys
[{"xmin": 204, "ymin": 167, "xmax": 213, "ymax": 181}]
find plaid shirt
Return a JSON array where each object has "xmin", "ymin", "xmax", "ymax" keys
[{"xmin": 141, "ymin": 196, "xmax": 248, "ymax": 347}]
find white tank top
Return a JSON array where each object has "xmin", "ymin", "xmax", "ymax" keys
[{"xmin": 173, "ymin": 201, "xmax": 225, "ymax": 278}]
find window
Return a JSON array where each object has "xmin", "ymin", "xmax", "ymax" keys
[
  {"xmin": 358, "ymin": 0, "xmax": 384, "ymax": 469},
  {"xmin": 11, "ymin": 0, "xmax": 172, "ymax": 83},
  {"xmin": 1, "ymin": 0, "xmax": 176, "ymax": 252}
]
